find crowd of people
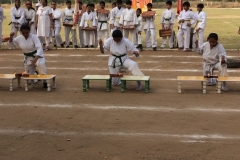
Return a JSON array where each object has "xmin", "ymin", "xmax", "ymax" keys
[{"xmin": 0, "ymin": 1, "xmax": 230, "ymax": 91}]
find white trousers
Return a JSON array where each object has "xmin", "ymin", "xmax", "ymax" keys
[
  {"xmin": 64, "ymin": 26, "xmax": 77, "ymax": 46},
  {"xmin": 110, "ymin": 27, "xmax": 123, "ymax": 35},
  {"xmin": 84, "ymin": 30, "xmax": 94, "ymax": 46},
  {"xmin": 52, "ymin": 27, "xmax": 63, "ymax": 45},
  {"xmin": 144, "ymin": 29, "xmax": 157, "ymax": 48},
  {"xmin": 78, "ymin": 27, "xmax": 84, "ymax": 47},
  {"xmin": 97, "ymin": 29, "xmax": 109, "ymax": 44},
  {"xmin": 0, "ymin": 22, "xmax": 2, "ymax": 45},
  {"xmin": 192, "ymin": 29, "xmax": 204, "ymax": 49},
  {"xmin": 161, "ymin": 25, "xmax": 173, "ymax": 47},
  {"xmin": 109, "ymin": 58, "xmax": 144, "ymax": 85},
  {"xmin": 11, "ymin": 24, "xmax": 21, "ymax": 38},
  {"xmin": 203, "ymin": 62, "xmax": 228, "ymax": 84},
  {"xmin": 135, "ymin": 32, "xmax": 142, "ymax": 45},
  {"xmin": 94, "ymin": 30, "xmax": 98, "ymax": 46},
  {"xmin": 30, "ymin": 25, "xmax": 36, "ymax": 35},
  {"xmin": 38, "ymin": 36, "xmax": 50, "ymax": 47},
  {"xmin": 123, "ymin": 29, "xmax": 137, "ymax": 45},
  {"xmin": 24, "ymin": 58, "xmax": 47, "ymax": 75},
  {"xmin": 177, "ymin": 27, "xmax": 191, "ymax": 49}
]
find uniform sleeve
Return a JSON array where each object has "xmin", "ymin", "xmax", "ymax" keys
[
  {"xmin": 126, "ymin": 38, "xmax": 139, "ymax": 53},
  {"xmin": 190, "ymin": 11, "xmax": 197, "ymax": 26},
  {"xmin": 62, "ymin": 9, "xmax": 65, "ymax": 22},
  {"xmin": 138, "ymin": 17, "xmax": 143, "ymax": 31},
  {"xmin": 170, "ymin": 10, "xmax": 176, "ymax": 24},
  {"xmin": 92, "ymin": 13, "xmax": 97, "ymax": 27},
  {"xmin": 193, "ymin": 42, "xmax": 205, "ymax": 55},
  {"xmin": 133, "ymin": 10, "xmax": 138, "ymax": 25},
  {"xmin": 119, "ymin": 10, "xmax": 124, "ymax": 25},
  {"xmin": 79, "ymin": 13, "xmax": 84, "ymax": 27},
  {"xmin": 103, "ymin": 38, "xmax": 111, "ymax": 52},
  {"xmin": 54, "ymin": 10, "xmax": 62, "ymax": 19},
  {"xmin": 33, "ymin": 35, "xmax": 44, "ymax": 57},
  {"xmin": 10, "ymin": 7, "xmax": 16, "ymax": 22},
  {"xmin": 218, "ymin": 44, "xmax": 227, "ymax": 62},
  {"xmin": 0, "ymin": 8, "xmax": 4, "ymax": 22},
  {"xmin": 177, "ymin": 11, "xmax": 182, "ymax": 23},
  {"xmin": 109, "ymin": 9, "xmax": 115, "ymax": 25},
  {"xmin": 9, "ymin": 36, "xmax": 19, "ymax": 48},
  {"xmin": 19, "ymin": 8, "xmax": 25, "ymax": 24},
  {"xmin": 199, "ymin": 12, "xmax": 206, "ymax": 29},
  {"xmin": 160, "ymin": 10, "xmax": 164, "ymax": 24},
  {"xmin": 48, "ymin": 7, "xmax": 53, "ymax": 15},
  {"xmin": 31, "ymin": 10, "xmax": 36, "ymax": 22}
]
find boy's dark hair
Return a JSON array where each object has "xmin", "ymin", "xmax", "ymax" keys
[
  {"xmin": 91, "ymin": 3, "xmax": 95, "ymax": 7},
  {"xmin": 166, "ymin": 1, "xmax": 172, "ymax": 5},
  {"xmin": 79, "ymin": 1, "xmax": 83, "ymax": 5},
  {"xmin": 86, "ymin": 3, "xmax": 91, "ymax": 7},
  {"xmin": 197, "ymin": 3, "xmax": 204, "ymax": 8},
  {"xmin": 125, "ymin": 0, "xmax": 132, "ymax": 5},
  {"xmin": 66, "ymin": 0, "xmax": 71, "ymax": 4},
  {"xmin": 136, "ymin": 8, "xmax": 142, "ymax": 13},
  {"xmin": 112, "ymin": 2, "xmax": 116, "ymax": 5},
  {"xmin": 112, "ymin": 30, "xmax": 123, "ymax": 38},
  {"xmin": 147, "ymin": 3, "xmax": 152, "ymax": 7},
  {"xmin": 116, "ymin": 0, "xmax": 122, "ymax": 4},
  {"xmin": 183, "ymin": 1, "xmax": 190, "ymax": 7},
  {"xmin": 100, "ymin": 1, "xmax": 105, "ymax": 6},
  {"xmin": 207, "ymin": 33, "xmax": 218, "ymax": 41},
  {"xmin": 20, "ymin": 24, "xmax": 30, "ymax": 31},
  {"xmin": 51, "ymin": 1, "xmax": 56, "ymax": 4}
]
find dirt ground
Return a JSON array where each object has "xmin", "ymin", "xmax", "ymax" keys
[{"xmin": 0, "ymin": 49, "xmax": 240, "ymax": 160}]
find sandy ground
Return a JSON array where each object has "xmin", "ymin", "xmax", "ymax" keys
[{"xmin": 0, "ymin": 49, "xmax": 240, "ymax": 160}]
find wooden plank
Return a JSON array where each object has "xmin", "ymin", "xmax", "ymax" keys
[
  {"xmin": 177, "ymin": 76, "xmax": 206, "ymax": 81},
  {"xmin": 121, "ymin": 76, "xmax": 150, "ymax": 81},
  {"xmin": 217, "ymin": 77, "xmax": 240, "ymax": 82},
  {"xmin": 82, "ymin": 75, "xmax": 110, "ymax": 80},
  {"xmin": 22, "ymin": 75, "xmax": 56, "ymax": 80},
  {"xmin": 0, "ymin": 74, "xmax": 16, "ymax": 79}
]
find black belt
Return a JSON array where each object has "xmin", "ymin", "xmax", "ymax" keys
[
  {"xmin": 98, "ymin": 21, "xmax": 107, "ymax": 30},
  {"xmin": 26, "ymin": 19, "xmax": 31, "ymax": 25},
  {"xmin": 112, "ymin": 54, "xmax": 126, "ymax": 68},
  {"xmin": 24, "ymin": 50, "xmax": 37, "ymax": 58},
  {"xmin": 15, "ymin": 17, "xmax": 20, "ymax": 19}
]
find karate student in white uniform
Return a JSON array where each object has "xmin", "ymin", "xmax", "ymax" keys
[
  {"xmin": 35, "ymin": 3, "xmax": 46, "ymax": 46},
  {"xmin": 79, "ymin": 4, "xmax": 96, "ymax": 48},
  {"xmin": 177, "ymin": 1, "xmax": 197, "ymax": 51},
  {"xmin": 193, "ymin": 33, "xmax": 228, "ymax": 91},
  {"xmin": 91, "ymin": 4, "xmax": 98, "ymax": 47},
  {"xmin": 25, "ymin": 1, "xmax": 36, "ymax": 34},
  {"xmin": 142, "ymin": 3, "xmax": 157, "ymax": 51},
  {"xmin": 10, "ymin": 0, "xmax": 25, "ymax": 38},
  {"xmin": 9, "ymin": 24, "xmax": 48, "ymax": 88},
  {"xmin": 110, "ymin": 0, "xmax": 124, "ymax": 34},
  {"xmin": 136, "ymin": 8, "xmax": 143, "ymax": 51},
  {"xmin": 0, "ymin": 4, "xmax": 4, "ymax": 46},
  {"xmin": 36, "ymin": 0, "xmax": 53, "ymax": 51},
  {"xmin": 78, "ymin": 1, "xmax": 85, "ymax": 48},
  {"xmin": 192, "ymin": 3, "xmax": 207, "ymax": 49},
  {"xmin": 99, "ymin": 30, "xmax": 144, "ymax": 90},
  {"xmin": 96, "ymin": 1, "xmax": 109, "ymax": 47},
  {"xmin": 62, "ymin": 0, "xmax": 78, "ymax": 48},
  {"xmin": 51, "ymin": 1, "xmax": 64, "ymax": 48},
  {"xmin": 119, "ymin": 0, "xmax": 138, "ymax": 46},
  {"xmin": 160, "ymin": 1, "xmax": 176, "ymax": 49}
]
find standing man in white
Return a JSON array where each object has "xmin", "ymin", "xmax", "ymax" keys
[
  {"xmin": 36, "ymin": 0, "xmax": 53, "ymax": 51},
  {"xmin": 110, "ymin": 0, "xmax": 124, "ymax": 34},
  {"xmin": 0, "ymin": 4, "xmax": 4, "ymax": 46},
  {"xmin": 24, "ymin": 1, "xmax": 36, "ymax": 34},
  {"xmin": 51, "ymin": 1, "xmax": 64, "ymax": 48},
  {"xmin": 192, "ymin": 3, "xmax": 207, "ymax": 49},
  {"xmin": 177, "ymin": 1, "xmax": 197, "ymax": 51},
  {"xmin": 62, "ymin": 0, "xmax": 78, "ymax": 48},
  {"xmin": 10, "ymin": 0, "xmax": 25, "ymax": 38},
  {"xmin": 78, "ymin": 1, "xmax": 86, "ymax": 48},
  {"xmin": 160, "ymin": 1, "xmax": 176, "ymax": 49}
]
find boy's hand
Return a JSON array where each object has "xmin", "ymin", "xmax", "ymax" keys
[
  {"xmin": 10, "ymin": 32, "xmax": 15, "ymax": 37},
  {"xmin": 221, "ymin": 56, "xmax": 226, "ymax": 64},
  {"xmin": 99, "ymin": 39, "xmax": 103, "ymax": 46},
  {"xmin": 238, "ymin": 29, "xmax": 240, "ymax": 34},
  {"xmin": 194, "ymin": 40, "xmax": 198, "ymax": 48},
  {"xmin": 187, "ymin": 23, "xmax": 191, "ymax": 27},
  {"xmin": 133, "ymin": 52, "xmax": 139, "ymax": 57},
  {"xmin": 138, "ymin": 31, "xmax": 141, "ymax": 35},
  {"xmin": 31, "ymin": 59, "xmax": 37, "ymax": 65},
  {"xmin": 196, "ymin": 28, "xmax": 200, "ymax": 32},
  {"xmin": 110, "ymin": 24, "xmax": 114, "ymax": 29}
]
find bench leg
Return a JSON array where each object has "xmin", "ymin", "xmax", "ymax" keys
[
  {"xmin": 17, "ymin": 77, "xmax": 21, "ymax": 88},
  {"xmin": 217, "ymin": 81, "xmax": 222, "ymax": 94},
  {"xmin": 82, "ymin": 79, "xmax": 87, "ymax": 92},
  {"xmin": 148, "ymin": 80, "xmax": 150, "ymax": 90},
  {"xmin": 202, "ymin": 81, "xmax": 206, "ymax": 94},
  {"xmin": 109, "ymin": 78, "xmax": 112, "ymax": 89},
  {"xmin": 145, "ymin": 81, "xmax": 149, "ymax": 93},
  {"xmin": 106, "ymin": 79, "xmax": 110, "ymax": 92},
  {"xmin": 47, "ymin": 80, "xmax": 51, "ymax": 92},
  {"xmin": 121, "ymin": 80, "xmax": 125, "ymax": 93},
  {"xmin": 178, "ymin": 81, "xmax": 181, "ymax": 93},
  {"xmin": 9, "ymin": 80, "xmax": 13, "ymax": 91},
  {"xmin": 25, "ymin": 80, "xmax": 29, "ymax": 92},
  {"xmin": 53, "ymin": 77, "xmax": 56, "ymax": 89},
  {"xmin": 87, "ymin": 80, "xmax": 90, "ymax": 89}
]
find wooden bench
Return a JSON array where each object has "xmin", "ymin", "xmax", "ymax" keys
[
  {"xmin": 177, "ymin": 76, "xmax": 207, "ymax": 94},
  {"xmin": 0, "ymin": 74, "xmax": 20, "ymax": 91},
  {"xmin": 120, "ymin": 76, "xmax": 150, "ymax": 93},
  {"xmin": 217, "ymin": 77, "xmax": 240, "ymax": 93},
  {"xmin": 22, "ymin": 75, "xmax": 56, "ymax": 92},
  {"xmin": 82, "ymin": 75, "xmax": 111, "ymax": 92}
]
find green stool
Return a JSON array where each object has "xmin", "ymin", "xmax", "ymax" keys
[
  {"xmin": 82, "ymin": 75, "xmax": 112, "ymax": 92},
  {"xmin": 120, "ymin": 76, "xmax": 150, "ymax": 93}
]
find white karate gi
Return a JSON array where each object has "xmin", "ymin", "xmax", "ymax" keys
[
  {"xmin": 11, "ymin": 33, "xmax": 47, "ymax": 75},
  {"xmin": 142, "ymin": 14, "xmax": 157, "ymax": 48},
  {"xmin": 160, "ymin": 8, "xmax": 176, "ymax": 48},
  {"xmin": 109, "ymin": 7, "xmax": 124, "ymax": 34},
  {"xmin": 25, "ymin": 9, "xmax": 36, "ymax": 34},
  {"xmin": 136, "ymin": 15, "xmax": 143, "ymax": 45},
  {"xmin": 96, "ymin": 12, "xmax": 109, "ymax": 45},
  {"xmin": 10, "ymin": 6, "xmax": 25, "ymax": 37},
  {"xmin": 119, "ymin": 8, "xmax": 138, "ymax": 45},
  {"xmin": 52, "ymin": 8, "xmax": 63, "ymax": 45},
  {"xmin": 78, "ymin": 9, "xmax": 84, "ymax": 47},
  {"xmin": 92, "ymin": 11, "xmax": 98, "ymax": 47},
  {"xmin": 62, "ymin": 7, "xmax": 77, "ymax": 46},
  {"xmin": 80, "ymin": 11, "xmax": 96, "ymax": 46},
  {"xmin": 177, "ymin": 9, "xmax": 197, "ymax": 50},
  {"xmin": 193, "ymin": 42, "xmax": 228, "ymax": 86},
  {"xmin": 0, "ymin": 6, "xmax": 3, "ymax": 45},
  {"xmin": 103, "ymin": 37, "xmax": 144, "ymax": 85},
  {"xmin": 36, "ymin": 6, "xmax": 52, "ymax": 47},
  {"xmin": 192, "ymin": 11, "xmax": 207, "ymax": 49}
]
